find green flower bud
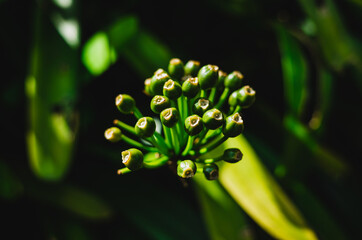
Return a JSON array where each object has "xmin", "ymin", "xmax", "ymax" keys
[
  {"xmin": 216, "ymin": 70, "xmax": 227, "ymax": 89},
  {"xmin": 168, "ymin": 58, "xmax": 185, "ymax": 80},
  {"xmin": 121, "ymin": 148, "xmax": 144, "ymax": 170},
  {"xmin": 150, "ymin": 95, "xmax": 171, "ymax": 114},
  {"xmin": 163, "ymin": 79, "xmax": 182, "ymax": 99},
  {"xmin": 177, "ymin": 160, "xmax": 197, "ymax": 178},
  {"xmin": 150, "ymin": 71, "xmax": 170, "ymax": 95},
  {"xmin": 160, "ymin": 108, "xmax": 179, "ymax": 128},
  {"xmin": 223, "ymin": 112, "xmax": 244, "ymax": 137},
  {"xmin": 238, "ymin": 85, "xmax": 256, "ymax": 108},
  {"xmin": 228, "ymin": 90, "xmax": 239, "ymax": 107},
  {"xmin": 224, "ymin": 71, "xmax": 243, "ymax": 90},
  {"xmin": 184, "ymin": 60, "xmax": 201, "ymax": 77},
  {"xmin": 182, "ymin": 77, "xmax": 200, "ymax": 98},
  {"xmin": 104, "ymin": 127, "xmax": 122, "ymax": 142},
  {"xmin": 202, "ymin": 108, "xmax": 224, "ymax": 130},
  {"xmin": 193, "ymin": 98, "xmax": 213, "ymax": 116},
  {"xmin": 203, "ymin": 163, "xmax": 219, "ymax": 180},
  {"xmin": 154, "ymin": 68, "xmax": 167, "ymax": 75},
  {"xmin": 144, "ymin": 78, "xmax": 153, "ymax": 96},
  {"xmin": 223, "ymin": 148, "xmax": 243, "ymax": 163},
  {"xmin": 197, "ymin": 64, "xmax": 219, "ymax": 90},
  {"xmin": 135, "ymin": 117, "xmax": 156, "ymax": 138},
  {"xmin": 115, "ymin": 94, "xmax": 135, "ymax": 114},
  {"xmin": 184, "ymin": 115, "xmax": 204, "ymax": 136}
]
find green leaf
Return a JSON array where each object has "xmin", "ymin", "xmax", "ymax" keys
[
  {"xmin": 82, "ymin": 16, "xmax": 138, "ymax": 76},
  {"xmin": 121, "ymin": 30, "xmax": 172, "ymax": 78},
  {"xmin": 26, "ymin": 6, "xmax": 78, "ymax": 181},
  {"xmin": 30, "ymin": 184, "xmax": 112, "ymax": 220},
  {"xmin": 219, "ymin": 135, "xmax": 318, "ymax": 240},
  {"xmin": 276, "ymin": 25, "xmax": 308, "ymax": 118},
  {"xmin": 308, "ymin": 69, "xmax": 334, "ymax": 134},
  {"xmin": 284, "ymin": 115, "xmax": 348, "ymax": 178},
  {"xmin": 194, "ymin": 176, "xmax": 253, "ymax": 240},
  {"xmin": 82, "ymin": 32, "xmax": 117, "ymax": 76}
]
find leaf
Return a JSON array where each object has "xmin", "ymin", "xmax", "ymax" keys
[
  {"xmin": 194, "ymin": 175, "xmax": 253, "ymax": 240},
  {"xmin": 275, "ymin": 25, "xmax": 308, "ymax": 118},
  {"xmin": 82, "ymin": 16, "xmax": 138, "ymax": 76},
  {"xmin": 121, "ymin": 30, "xmax": 172, "ymax": 78},
  {"xmin": 308, "ymin": 69, "xmax": 334, "ymax": 134},
  {"xmin": 219, "ymin": 135, "xmax": 318, "ymax": 240},
  {"xmin": 29, "ymin": 184, "xmax": 112, "ymax": 220},
  {"xmin": 82, "ymin": 32, "xmax": 117, "ymax": 76},
  {"xmin": 26, "ymin": 6, "xmax": 78, "ymax": 181},
  {"xmin": 298, "ymin": 0, "xmax": 362, "ymax": 78},
  {"xmin": 284, "ymin": 115, "xmax": 348, "ymax": 178}
]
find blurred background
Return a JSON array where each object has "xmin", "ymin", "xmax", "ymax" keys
[{"xmin": 1, "ymin": 0, "xmax": 362, "ymax": 239}]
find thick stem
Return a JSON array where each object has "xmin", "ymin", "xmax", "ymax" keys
[
  {"xmin": 117, "ymin": 167, "xmax": 132, "ymax": 175},
  {"xmin": 215, "ymin": 88, "xmax": 230, "ymax": 109},
  {"xmin": 143, "ymin": 156, "xmax": 169, "ymax": 169},
  {"xmin": 133, "ymin": 107, "xmax": 143, "ymax": 119},
  {"xmin": 113, "ymin": 119, "xmax": 137, "ymax": 135},
  {"xmin": 182, "ymin": 135, "xmax": 195, "ymax": 156},
  {"xmin": 121, "ymin": 135, "xmax": 156, "ymax": 152},
  {"xmin": 192, "ymin": 135, "xmax": 228, "ymax": 156}
]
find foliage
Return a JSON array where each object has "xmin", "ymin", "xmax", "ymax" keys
[{"xmin": 1, "ymin": 0, "xmax": 362, "ymax": 239}]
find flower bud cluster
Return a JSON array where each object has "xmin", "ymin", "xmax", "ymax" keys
[{"xmin": 105, "ymin": 58, "xmax": 255, "ymax": 180}]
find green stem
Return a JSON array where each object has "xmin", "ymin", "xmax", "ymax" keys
[
  {"xmin": 197, "ymin": 129, "xmax": 221, "ymax": 146},
  {"xmin": 183, "ymin": 96, "xmax": 189, "ymax": 119},
  {"xmin": 121, "ymin": 135, "xmax": 156, "ymax": 152},
  {"xmin": 148, "ymin": 135, "xmax": 169, "ymax": 155},
  {"xmin": 200, "ymin": 89, "xmax": 206, "ymax": 98},
  {"xmin": 196, "ymin": 156, "xmax": 223, "ymax": 164},
  {"xmin": 117, "ymin": 167, "xmax": 132, "ymax": 175},
  {"xmin": 163, "ymin": 125, "xmax": 173, "ymax": 149},
  {"xmin": 232, "ymin": 105, "xmax": 242, "ymax": 114},
  {"xmin": 113, "ymin": 119, "xmax": 136, "ymax": 135},
  {"xmin": 170, "ymin": 127, "xmax": 180, "ymax": 154},
  {"xmin": 209, "ymin": 88, "xmax": 217, "ymax": 103},
  {"xmin": 182, "ymin": 135, "xmax": 195, "ymax": 156},
  {"xmin": 177, "ymin": 97, "xmax": 184, "ymax": 120},
  {"xmin": 133, "ymin": 107, "xmax": 143, "ymax": 119},
  {"xmin": 143, "ymin": 156, "xmax": 169, "ymax": 169},
  {"xmin": 215, "ymin": 88, "xmax": 230, "ymax": 109},
  {"xmin": 192, "ymin": 135, "xmax": 228, "ymax": 156}
]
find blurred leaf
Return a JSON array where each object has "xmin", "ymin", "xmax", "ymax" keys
[
  {"xmin": 30, "ymin": 184, "xmax": 112, "ymax": 220},
  {"xmin": 54, "ymin": 186, "xmax": 111, "ymax": 219},
  {"xmin": 308, "ymin": 69, "xmax": 334, "ymax": 134},
  {"xmin": 26, "ymin": 6, "xmax": 78, "ymax": 181},
  {"xmin": 107, "ymin": 16, "xmax": 138, "ymax": 51},
  {"xmin": 0, "ymin": 160, "xmax": 23, "ymax": 200},
  {"xmin": 219, "ymin": 135, "xmax": 318, "ymax": 240},
  {"xmin": 276, "ymin": 25, "xmax": 308, "ymax": 118},
  {"xmin": 82, "ymin": 16, "xmax": 138, "ymax": 76},
  {"xmin": 194, "ymin": 175, "xmax": 253, "ymax": 240},
  {"xmin": 81, "ymin": 15, "xmax": 171, "ymax": 78},
  {"xmin": 298, "ymin": 0, "xmax": 362, "ymax": 72},
  {"xmin": 121, "ymin": 30, "xmax": 172, "ymax": 78},
  {"xmin": 82, "ymin": 32, "xmax": 117, "ymax": 76},
  {"xmin": 109, "ymin": 175, "xmax": 208, "ymax": 240},
  {"xmin": 284, "ymin": 115, "xmax": 348, "ymax": 178},
  {"xmin": 244, "ymin": 134, "xmax": 346, "ymax": 239},
  {"xmin": 291, "ymin": 182, "xmax": 346, "ymax": 240},
  {"xmin": 348, "ymin": 0, "xmax": 362, "ymax": 7}
]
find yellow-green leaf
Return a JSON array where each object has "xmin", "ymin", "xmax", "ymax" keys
[
  {"xmin": 194, "ymin": 176, "xmax": 253, "ymax": 240},
  {"xmin": 219, "ymin": 135, "xmax": 318, "ymax": 240}
]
